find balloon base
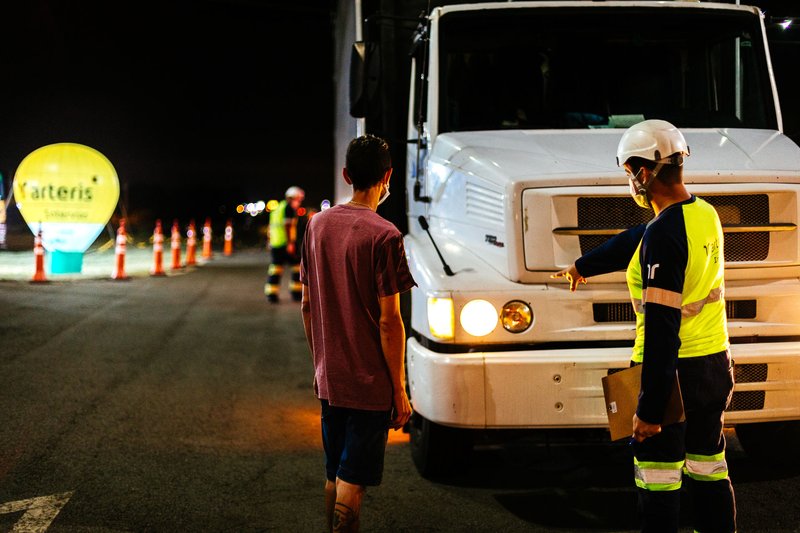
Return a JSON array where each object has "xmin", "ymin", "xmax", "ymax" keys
[{"xmin": 51, "ymin": 251, "xmax": 83, "ymax": 274}]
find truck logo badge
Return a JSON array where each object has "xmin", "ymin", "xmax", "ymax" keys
[{"xmin": 485, "ymin": 235, "xmax": 505, "ymax": 248}]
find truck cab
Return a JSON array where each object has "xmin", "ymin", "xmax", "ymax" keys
[{"xmin": 349, "ymin": 0, "xmax": 800, "ymax": 477}]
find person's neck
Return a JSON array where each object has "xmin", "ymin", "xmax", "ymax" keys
[
  {"xmin": 348, "ymin": 185, "xmax": 382, "ymax": 211},
  {"xmin": 651, "ymin": 185, "xmax": 691, "ymax": 216}
]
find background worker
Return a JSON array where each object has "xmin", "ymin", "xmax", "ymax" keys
[
  {"xmin": 300, "ymin": 135, "xmax": 416, "ymax": 532},
  {"xmin": 553, "ymin": 119, "xmax": 736, "ymax": 533},
  {"xmin": 265, "ymin": 186, "xmax": 305, "ymax": 303}
]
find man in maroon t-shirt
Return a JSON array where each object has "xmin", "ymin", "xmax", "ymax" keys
[{"xmin": 300, "ymin": 134, "xmax": 416, "ymax": 532}]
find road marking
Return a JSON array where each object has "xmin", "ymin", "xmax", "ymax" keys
[{"xmin": 0, "ymin": 492, "xmax": 74, "ymax": 533}]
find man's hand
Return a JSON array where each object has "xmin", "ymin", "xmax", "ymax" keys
[
  {"xmin": 632, "ymin": 413, "xmax": 662, "ymax": 442},
  {"xmin": 550, "ymin": 264, "xmax": 587, "ymax": 292},
  {"xmin": 287, "ymin": 241, "xmax": 296, "ymax": 256},
  {"xmin": 390, "ymin": 390, "xmax": 412, "ymax": 430}
]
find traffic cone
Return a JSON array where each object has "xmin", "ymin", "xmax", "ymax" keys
[
  {"xmin": 170, "ymin": 219, "xmax": 183, "ymax": 270},
  {"xmin": 151, "ymin": 220, "xmax": 166, "ymax": 276},
  {"xmin": 223, "ymin": 219, "xmax": 233, "ymax": 256},
  {"xmin": 185, "ymin": 220, "xmax": 197, "ymax": 266},
  {"xmin": 31, "ymin": 227, "xmax": 47, "ymax": 283},
  {"xmin": 112, "ymin": 219, "xmax": 128, "ymax": 280},
  {"xmin": 202, "ymin": 217, "xmax": 213, "ymax": 259}
]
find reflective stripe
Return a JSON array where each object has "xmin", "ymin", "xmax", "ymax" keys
[
  {"xmin": 291, "ymin": 264, "xmax": 302, "ymax": 273},
  {"xmin": 685, "ymin": 452, "xmax": 729, "ymax": 482},
  {"xmin": 290, "ymin": 281, "xmax": 303, "ymax": 292},
  {"xmin": 634, "ymin": 458, "xmax": 684, "ymax": 491},
  {"xmin": 268, "ymin": 264, "xmax": 284, "ymax": 276},
  {"xmin": 264, "ymin": 284, "xmax": 279, "ymax": 295},
  {"xmin": 681, "ymin": 286, "xmax": 723, "ymax": 318},
  {"xmin": 631, "ymin": 286, "xmax": 722, "ymax": 318},
  {"xmin": 643, "ymin": 287, "xmax": 682, "ymax": 309}
]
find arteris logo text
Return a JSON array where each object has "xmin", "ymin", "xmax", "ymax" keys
[{"xmin": 18, "ymin": 176, "xmax": 97, "ymax": 202}]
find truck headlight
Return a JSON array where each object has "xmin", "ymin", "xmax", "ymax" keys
[
  {"xmin": 427, "ymin": 297, "xmax": 454, "ymax": 340},
  {"xmin": 460, "ymin": 299, "xmax": 498, "ymax": 337},
  {"xmin": 502, "ymin": 300, "xmax": 533, "ymax": 333}
]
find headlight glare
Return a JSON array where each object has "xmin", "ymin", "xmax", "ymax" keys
[
  {"xmin": 502, "ymin": 300, "xmax": 533, "ymax": 333},
  {"xmin": 460, "ymin": 299, "xmax": 498, "ymax": 337},
  {"xmin": 427, "ymin": 297, "xmax": 455, "ymax": 340}
]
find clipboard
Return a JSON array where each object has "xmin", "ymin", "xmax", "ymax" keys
[{"xmin": 601, "ymin": 365, "xmax": 685, "ymax": 441}]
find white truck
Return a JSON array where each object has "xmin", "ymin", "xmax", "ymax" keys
[{"xmin": 343, "ymin": 0, "xmax": 800, "ymax": 477}]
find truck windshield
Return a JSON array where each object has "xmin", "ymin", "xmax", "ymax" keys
[{"xmin": 438, "ymin": 7, "xmax": 777, "ymax": 132}]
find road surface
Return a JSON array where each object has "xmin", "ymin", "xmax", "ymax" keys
[{"xmin": 0, "ymin": 249, "xmax": 798, "ymax": 532}]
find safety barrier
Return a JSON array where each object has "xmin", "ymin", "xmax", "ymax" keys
[{"xmin": 16, "ymin": 218, "xmax": 239, "ymax": 282}]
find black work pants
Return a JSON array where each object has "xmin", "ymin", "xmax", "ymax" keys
[{"xmin": 632, "ymin": 350, "xmax": 736, "ymax": 533}]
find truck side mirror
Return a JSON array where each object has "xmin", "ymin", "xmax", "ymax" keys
[{"xmin": 349, "ymin": 41, "xmax": 380, "ymax": 118}]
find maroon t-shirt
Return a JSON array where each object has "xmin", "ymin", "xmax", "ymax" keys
[{"xmin": 300, "ymin": 204, "xmax": 417, "ymax": 411}]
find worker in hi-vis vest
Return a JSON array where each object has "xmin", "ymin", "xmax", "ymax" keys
[
  {"xmin": 265, "ymin": 186, "xmax": 305, "ymax": 303},
  {"xmin": 553, "ymin": 120, "xmax": 736, "ymax": 533}
]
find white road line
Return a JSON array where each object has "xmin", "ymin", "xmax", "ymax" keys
[{"xmin": 0, "ymin": 492, "xmax": 74, "ymax": 533}]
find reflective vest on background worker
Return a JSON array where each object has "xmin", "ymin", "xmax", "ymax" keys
[{"xmin": 269, "ymin": 200, "xmax": 289, "ymax": 248}]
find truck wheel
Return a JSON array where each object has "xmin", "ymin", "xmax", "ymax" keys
[
  {"xmin": 409, "ymin": 412, "xmax": 473, "ymax": 478},
  {"xmin": 735, "ymin": 421, "xmax": 800, "ymax": 465}
]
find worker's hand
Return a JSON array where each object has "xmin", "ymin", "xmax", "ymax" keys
[
  {"xmin": 632, "ymin": 414, "xmax": 662, "ymax": 442},
  {"xmin": 390, "ymin": 390, "xmax": 412, "ymax": 430},
  {"xmin": 550, "ymin": 264, "xmax": 587, "ymax": 292},
  {"xmin": 287, "ymin": 242, "xmax": 296, "ymax": 256}
]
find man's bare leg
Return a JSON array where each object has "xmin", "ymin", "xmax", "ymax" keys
[
  {"xmin": 332, "ymin": 478, "xmax": 365, "ymax": 532},
  {"xmin": 325, "ymin": 480, "xmax": 337, "ymax": 531}
]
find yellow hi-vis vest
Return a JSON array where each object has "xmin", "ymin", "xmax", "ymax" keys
[
  {"xmin": 269, "ymin": 200, "xmax": 289, "ymax": 248},
  {"xmin": 627, "ymin": 197, "xmax": 729, "ymax": 363}
]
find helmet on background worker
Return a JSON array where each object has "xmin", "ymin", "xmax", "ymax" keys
[
  {"xmin": 616, "ymin": 119, "xmax": 690, "ymax": 209},
  {"xmin": 285, "ymin": 186, "xmax": 305, "ymax": 210}
]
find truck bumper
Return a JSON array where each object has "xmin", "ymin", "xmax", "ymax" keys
[{"xmin": 406, "ymin": 337, "xmax": 800, "ymax": 429}]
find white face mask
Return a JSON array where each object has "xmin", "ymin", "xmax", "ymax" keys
[
  {"xmin": 377, "ymin": 183, "xmax": 391, "ymax": 206},
  {"xmin": 628, "ymin": 168, "xmax": 651, "ymax": 209}
]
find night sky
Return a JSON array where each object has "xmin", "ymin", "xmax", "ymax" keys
[{"xmin": 0, "ymin": 0, "xmax": 336, "ymax": 235}]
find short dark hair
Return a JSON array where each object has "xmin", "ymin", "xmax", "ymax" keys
[
  {"xmin": 345, "ymin": 134, "xmax": 392, "ymax": 190},
  {"xmin": 627, "ymin": 156, "xmax": 682, "ymax": 185}
]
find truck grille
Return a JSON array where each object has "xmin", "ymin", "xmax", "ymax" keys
[
  {"xmin": 608, "ymin": 364, "xmax": 767, "ymax": 412},
  {"xmin": 728, "ymin": 362, "xmax": 767, "ymax": 413},
  {"xmin": 592, "ymin": 300, "xmax": 756, "ymax": 322},
  {"xmin": 577, "ymin": 195, "xmax": 770, "ymax": 262}
]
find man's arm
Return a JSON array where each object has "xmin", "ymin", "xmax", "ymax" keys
[
  {"xmin": 301, "ymin": 283, "xmax": 313, "ymax": 356},
  {"xmin": 378, "ymin": 292, "xmax": 412, "ymax": 430},
  {"xmin": 633, "ymin": 224, "xmax": 687, "ymax": 441},
  {"xmin": 552, "ymin": 224, "xmax": 646, "ymax": 291}
]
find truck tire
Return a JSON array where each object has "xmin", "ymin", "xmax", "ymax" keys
[
  {"xmin": 409, "ymin": 412, "xmax": 473, "ymax": 478},
  {"xmin": 735, "ymin": 421, "xmax": 800, "ymax": 465}
]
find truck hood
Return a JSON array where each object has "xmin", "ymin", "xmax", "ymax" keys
[{"xmin": 432, "ymin": 129, "xmax": 800, "ymax": 185}]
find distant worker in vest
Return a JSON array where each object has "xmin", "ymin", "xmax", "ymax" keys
[
  {"xmin": 265, "ymin": 186, "xmax": 305, "ymax": 303},
  {"xmin": 552, "ymin": 119, "xmax": 736, "ymax": 533}
]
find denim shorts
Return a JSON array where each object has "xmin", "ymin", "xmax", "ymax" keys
[{"xmin": 321, "ymin": 399, "xmax": 391, "ymax": 486}]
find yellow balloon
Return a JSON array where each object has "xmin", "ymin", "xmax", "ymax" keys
[{"xmin": 13, "ymin": 143, "xmax": 120, "ymax": 252}]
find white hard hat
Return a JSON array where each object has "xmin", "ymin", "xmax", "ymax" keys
[
  {"xmin": 616, "ymin": 119, "xmax": 690, "ymax": 167},
  {"xmin": 285, "ymin": 186, "xmax": 305, "ymax": 198}
]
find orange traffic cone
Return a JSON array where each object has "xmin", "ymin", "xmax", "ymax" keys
[
  {"xmin": 151, "ymin": 220, "xmax": 166, "ymax": 276},
  {"xmin": 170, "ymin": 219, "xmax": 183, "ymax": 270},
  {"xmin": 185, "ymin": 220, "xmax": 197, "ymax": 266},
  {"xmin": 31, "ymin": 227, "xmax": 47, "ymax": 283},
  {"xmin": 223, "ymin": 219, "xmax": 233, "ymax": 256},
  {"xmin": 112, "ymin": 219, "xmax": 128, "ymax": 280},
  {"xmin": 202, "ymin": 217, "xmax": 213, "ymax": 259}
]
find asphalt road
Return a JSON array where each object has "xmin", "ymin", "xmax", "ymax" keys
[{"xmin": 0, "ymin": 249, "xmax": 798, "ymax": 532}]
